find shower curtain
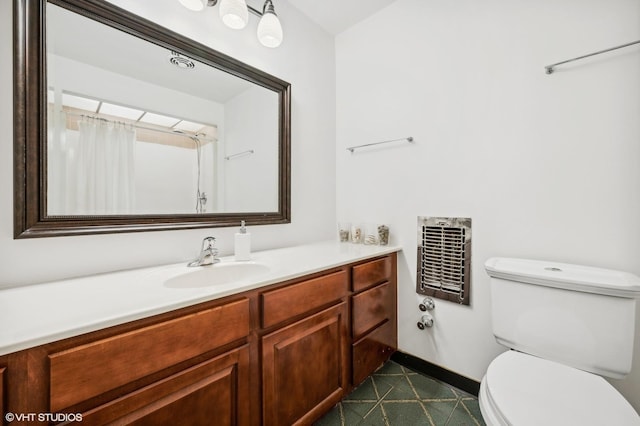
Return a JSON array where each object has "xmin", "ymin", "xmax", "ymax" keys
[
  {"xmin": 73, "ymin": 117, "xmax": 136, "ymax": 215},
  {"xmin": 49, "ymin": 114, "xmax": 136, "ymax": 215}
]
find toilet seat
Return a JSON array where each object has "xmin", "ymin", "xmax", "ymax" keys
[{"xmin": 480, "ymin": 351, "xmax": 640, "ymax": 426}]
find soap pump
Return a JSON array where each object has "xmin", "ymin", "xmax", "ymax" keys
[{"xmin": 234, "ymin": 220, "xmax": 251, "ymax": 261}]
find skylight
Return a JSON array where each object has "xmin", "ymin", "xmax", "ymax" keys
[
  {"xmin": 139, "ymin": 112, "xmax": 182, "ymax": 127},
  {"xmin": 98, "ymin": 102, "xmax": 144, "ymax": 120},
  {"xmin": 174, "ymin": 120, "xmax": 207, "ymax": 132},
  {"xmin": 61, "ymin": 93, "xmax": 100, "ymax": 112}
]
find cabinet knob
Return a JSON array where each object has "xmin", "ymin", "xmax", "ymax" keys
[
  {"xmin": 417, "ymin": 314, "xmax": 434, "ymax": 330},
  {"xmin": 419, "ymin": 297, "xmax": 435, "ymax": 311}
]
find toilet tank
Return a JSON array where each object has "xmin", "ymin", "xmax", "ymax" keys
[{"xmin": 485, "ymin": 258, "xmax": 640, "ymax": 379}]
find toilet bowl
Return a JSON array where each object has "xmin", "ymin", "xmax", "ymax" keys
[
  {"xmin": 479, "ymin": 351, "xmax": 639, "ymax": 426},
  {"xmin": 482, "ymin": 258, "xmax": 640, "ymax": 426}
]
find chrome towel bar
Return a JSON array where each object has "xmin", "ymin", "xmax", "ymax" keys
[
  {"xmin": 347, "ymin": 136, "xmax": 414, "ymax": 153},
  {"xmin": 545, "ymin": 40, "xmax": 640, "ymax": 74},
  {"xmin": 225, "ymin": 149, "xmax": 254, "ymax": 160}
]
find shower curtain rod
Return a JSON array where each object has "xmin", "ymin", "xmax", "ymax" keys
[
  {"xmin": 65, "ymin": 112, "xmax": 218, "ymax": 144},
  {"xmin": 545, "ymin": 39, "xmax": 640, "ymax": 74}
]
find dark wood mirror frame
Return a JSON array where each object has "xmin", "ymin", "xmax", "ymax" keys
[{"xmin": 14, "ymin": 0, "xmax": 291, "ymax": 238}]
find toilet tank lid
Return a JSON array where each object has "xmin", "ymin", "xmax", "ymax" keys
[{"xmin": 485, "ymin": 257, "xmax": 640, "ymax": 298}]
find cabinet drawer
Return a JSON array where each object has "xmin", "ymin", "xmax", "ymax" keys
[
  {"xmin": 352, "ymin": 282, "xmax": 393, "ymax": 341},
  {"xmin": 80, "ymin": 346, "xmax": 250, "ymax": 426},
  {"xmin": 49, "ymin": 298, "xmax": 250, "ymax": 412},
  {"xmin": 261, "ymin": 270, "xmax": 348, "ymax": 329},
  {"xmin": 352, "ymin": 320, "xmax": 396, "ymax": 386},
  {"xmin": 352, "ymin": 256, "xmax": 392, "ymax": 292}
]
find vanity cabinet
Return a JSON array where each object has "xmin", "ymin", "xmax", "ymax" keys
[
  {"xmin": 260, "ymin": 270, "xmax": 350, "ymax": 426},
  {"xmin": 12, "ymin": 297, "xmax": 252, "ymax": 425},
  {"xmin": 351, "ymin": 256, "xmax": 397, "ymax": 385},
  {"xmin": 2, "ymin": 252, "xmax": 397, "ymax": 425}
]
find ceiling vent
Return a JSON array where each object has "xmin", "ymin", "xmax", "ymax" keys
[
  {"xmin": 416, "ymin": 216, "xmax": 472, "ymax": 305},
  {"xmin": 169, "ymin": 51, "xmax": 196, "ymax": 69}
]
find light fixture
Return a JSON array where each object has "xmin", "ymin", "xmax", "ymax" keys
[
  {"xmin": 178, "ymin": 0, "xmax": 208, "ymax": 12},
  {"xmin": 178, "ymin": 0, "xmax": 284, "ymax": 48},
  {"xmin": 219, "ymin": 0, "xmax": 249, "ymax": 29},
  {"xmin": 257, "ymin": 0, "xmax": 283, "ymax": 48}
]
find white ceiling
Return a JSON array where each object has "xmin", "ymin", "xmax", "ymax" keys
[
  {"xmin": 286, "ymin": 0, "xmax": 396, "ymax": 35},
  {"xmin": 48, "ymin": 3, "xmax": 252, "ymax": 103},
  {"xmin": 47, "ymin": 0, "xmax": 398, "ymax": 108}
]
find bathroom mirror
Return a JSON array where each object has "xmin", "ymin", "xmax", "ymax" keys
[{"xmin": 14, "ymin": 0, "xmax": 291, "ymax": 238}]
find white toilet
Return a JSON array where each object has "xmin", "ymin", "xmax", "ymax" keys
[{"xmin": 480, "ymin": 257, "xmax": 640, "ymax": 426}]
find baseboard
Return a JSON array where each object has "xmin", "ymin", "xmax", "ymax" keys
[{"xmin": 391, "ymin": 351, "xmax": 481, "ymax": 397}]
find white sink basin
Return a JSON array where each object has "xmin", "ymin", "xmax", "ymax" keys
[{"xmin": 164, "ymin": 262, "xmax": 271, "ymax": 288}]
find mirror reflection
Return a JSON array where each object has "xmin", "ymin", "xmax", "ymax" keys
[{"xmin": 46, "ymin": 3, "xmax": 279, "ymax": 216}]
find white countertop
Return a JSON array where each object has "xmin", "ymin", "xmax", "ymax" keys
[{"xmin": 0, "ymin": 241, "xmax": 400, "ymax": 356}]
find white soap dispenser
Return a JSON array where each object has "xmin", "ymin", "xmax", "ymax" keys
[{"xmin": 234, "ymin": 220, "xmax": 251, "ymax": 261}]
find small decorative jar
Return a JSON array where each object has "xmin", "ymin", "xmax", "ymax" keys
[
  {"xmin": 364, "ymin": 223, "xmax": 379, "ymax": 245},
  {"xmin": 338, "ymin": 222, "xmax": 351, "ymax": 242},
  {"xmin": 350, "ymin": 224, "xmax": 363, "ymax": 244},
  {"xmin": 377, "ymin": 224, "xmax": 389, "ymax": 246}
]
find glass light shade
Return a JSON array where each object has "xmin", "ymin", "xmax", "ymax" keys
[
  {"xmin": 257, "ymin": 11, "xmax": 283, "ymax": 48},
  {"xmin": 178, "ymin": 0, "xmax": 207, "ymax": 11},
  {"xmin": 219, "ymin": 0, "xmax": 249, "ymax": 30}
]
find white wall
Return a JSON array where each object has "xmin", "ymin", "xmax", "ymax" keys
[
  {"xmin": 336, "ymin": 0, "xmax": 640, "ymax": 410},
  {"xmin": 135, "ymin": 141, "xmax": 212, "ymax": 214},
  {"xmin": 0, "ymin": 0, "xmax": 336, "ymax": 287},
  {"xmin": 223, "ymin": 86, "xmax": 279, "ymax": 212}
]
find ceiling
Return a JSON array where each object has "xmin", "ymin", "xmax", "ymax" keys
[
  {"xmin": 47, "ymin": 0, "xmax": 398, "ymax": 108},
  {"xmin": 48, "ymin": 3, "xmax": 253, "ymax": 104},
  {"xmin": 286, "ymin": 0, "xmax": 396, "ymax": 35}
]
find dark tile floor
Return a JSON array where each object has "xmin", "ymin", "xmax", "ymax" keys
[{"xmin": 315, "ymin": 361, "xmax": 486, "ymax": 426}]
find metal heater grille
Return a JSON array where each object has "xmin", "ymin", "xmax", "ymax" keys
[{"xmin": 416, "ymin": 217, "xmax": 471, "ymax": 305}]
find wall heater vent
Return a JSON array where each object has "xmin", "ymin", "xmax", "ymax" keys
[{"xmin": 416, "ymin": 216, "xmax": 471, "ymax": 305}]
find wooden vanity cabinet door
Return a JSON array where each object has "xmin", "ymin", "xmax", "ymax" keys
[
  {"xmin": 262, "ymin": 302, "xmax": 349, "ymax": 426},
  {"xmin": 80, "ymin": 345, "xmax": 250, "ymax": 426}
]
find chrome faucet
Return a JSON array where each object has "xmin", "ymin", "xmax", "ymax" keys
[{"xmin": 188, "ymin": 236, "xmax": 220, "ymax": 267}]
